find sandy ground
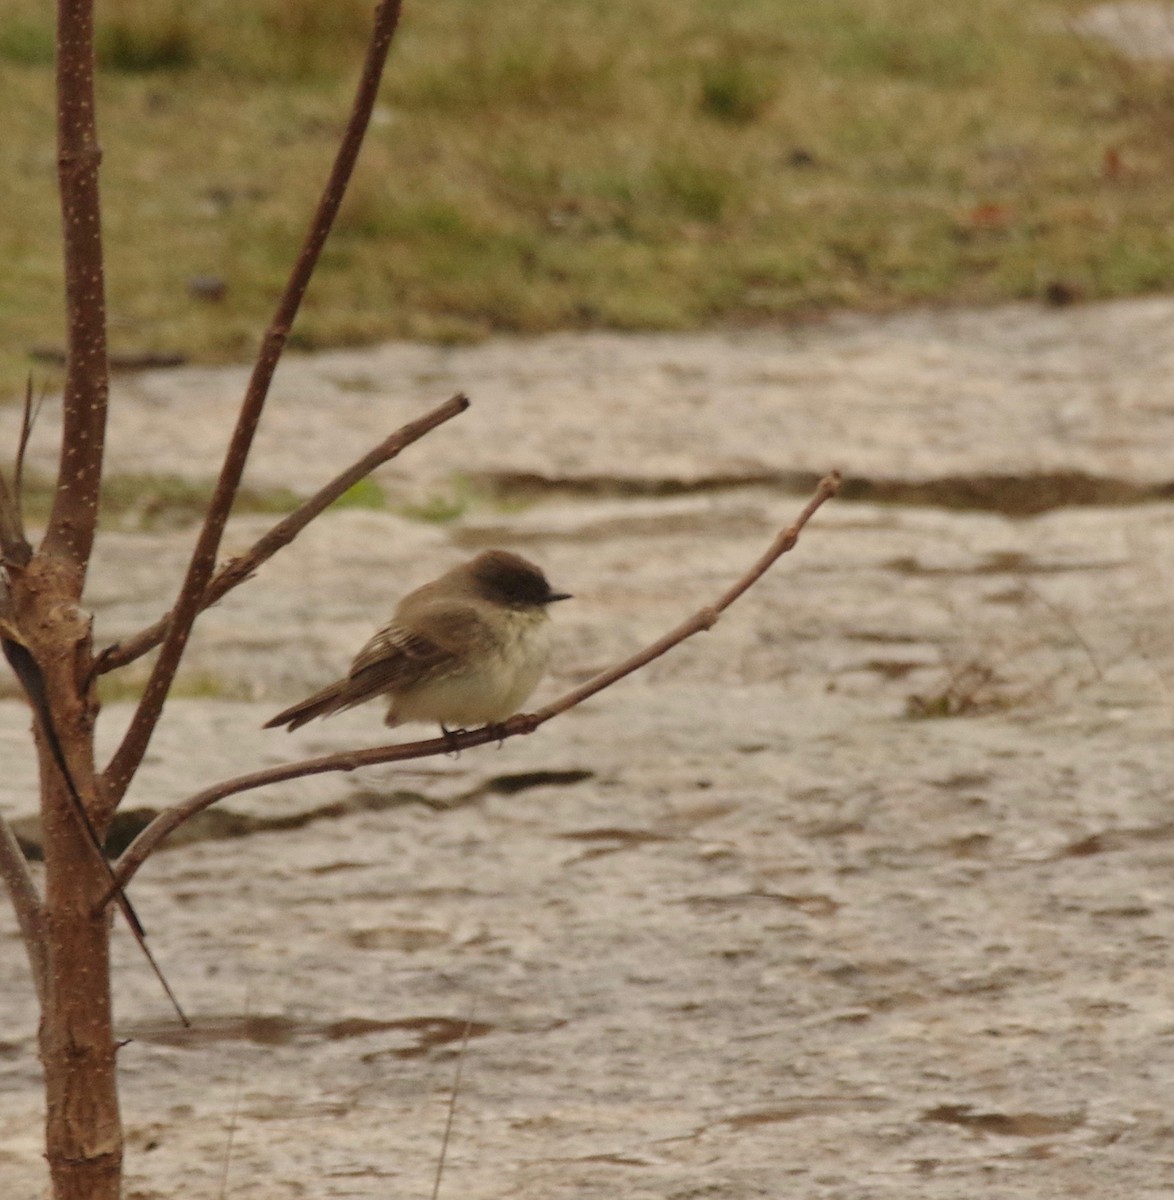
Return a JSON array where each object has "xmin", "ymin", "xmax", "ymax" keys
[{"xmin": 4, "ymin": 297, "xmax": 1174, "ymax": 1197}]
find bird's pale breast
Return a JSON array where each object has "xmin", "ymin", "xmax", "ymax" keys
[{"xmin": 387, "ymin": 607, "xmax": 551, "ymax": 726}]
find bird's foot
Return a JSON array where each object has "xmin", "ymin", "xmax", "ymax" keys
[{"xmin": 439, "ymin": 724, "xmax": 468, "ymax": 757}]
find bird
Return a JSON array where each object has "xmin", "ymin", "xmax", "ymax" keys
[{"xmin": 264, "ymin": 549, "xmax": 571, "ymax": 735}]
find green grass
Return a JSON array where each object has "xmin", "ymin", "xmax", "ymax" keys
[
  {"xmin": 18, "ymin": 471, "xmax": 300, "ymax": 532},
  {"xmin": 13, "ymin": 468, "xmax": 523, "ymax": 531},
  {"xmin": 397, "ymin": 476, "xmax": 477, "ymax": 525},
  {"xmin": 3, "ymin": 0, "xmax": 1174, "ymax": 395},
  {"xmin": 329, "ymin": 477, "xmax": 386, "ymax": 511},
  {"xmin": 96, "ymin": 667, "xmax": 252, "ymax": 705}
]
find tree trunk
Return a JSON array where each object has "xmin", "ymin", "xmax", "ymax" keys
[
  {"xmin": 40, "ymin": 828, "xmax": 122, "ymax": 1200},
  {"xmin": 20, "ymin": 559, "xmax": 122, "ymax": 1200}
]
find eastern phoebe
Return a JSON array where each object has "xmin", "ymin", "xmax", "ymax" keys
[{"xmin": 264, "ymin": 550, "xmax": 571, "ymax": 734}]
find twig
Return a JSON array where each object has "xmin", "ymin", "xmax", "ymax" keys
[
  {"xmin": 1019, "ymin": 580, "xmax": 1104, "ymax": 682},
  {"xmin": 104, "ymin": 472, "xmax": 841, "ymax": 899},
  {"xmin": 216, "ymin": 978, "xmax": 252, "ymax": 1200},
  {"xmin": 101, "ymin": 0, "xmax": 405, "ymax": 804},
  {"xmin": 533, "ymin": 469, "xmax": 845, "ymax": 724},
  {"xmin": 93, "ymin": 394, "xmax": 468, "ymax": 677},
  {"xmin": 0, "ymin": 811, "xmax": 46, "ymax": 1005},
  {"xmin": 41, "ymin": 0, "xmax": 109, "ymax": 579}
]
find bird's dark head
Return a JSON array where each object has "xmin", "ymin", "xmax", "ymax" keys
[{"xmin": 467, "ymin": 550, "xmax": 572, "ymax": 609}]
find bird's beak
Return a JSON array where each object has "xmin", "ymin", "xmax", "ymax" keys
[{"xmin": 546, "ymin": 591, "xmax": 573, "ymax": 603}]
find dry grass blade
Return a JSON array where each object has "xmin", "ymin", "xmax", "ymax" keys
[{"xmin": 431, "ymin": 999, "xmax": 478, "ymax": 1200}]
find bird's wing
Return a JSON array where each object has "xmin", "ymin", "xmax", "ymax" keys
[{"xmin": 345, "ymin": 601, "xmax": 487, "ymax": 701}]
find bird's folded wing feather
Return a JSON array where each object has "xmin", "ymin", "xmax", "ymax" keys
[{"xmin": 345, "ymin": 601, "xmax": 486, "ymax": 701}]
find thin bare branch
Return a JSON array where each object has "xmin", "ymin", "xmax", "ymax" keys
[
  {"xmin": 0, "ymin": 812, "xmax": 46, "ymax": 1005},
  {"xmin": 101, "ymin": 0, "xmax": 405, "ymax": 803},
  {"xmin": 1020, "ymin": 580, "xmax": 1105, "ymax": 682},
  {"xmin": 532, "ymin": 469, "xmax": 845, "ymax": 724},
  {"xmin": 105, "ymin": 472, "xmax": 841, "ymax": 898},
  {"xmin": 41, "ymin": 0, "xmax": 109, "ymax": 580},
  {"xmin": 94, "ymin": 393, "xmax": 468, "ymax": 677}
]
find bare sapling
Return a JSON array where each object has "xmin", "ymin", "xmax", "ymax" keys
[
  {"xmin": 0, "ymin": 2, "xmax": 406, "ymax": 1196},
  {"xmin": 0, "ymin": 3, "xmax": 841, "ymax": 1198}
]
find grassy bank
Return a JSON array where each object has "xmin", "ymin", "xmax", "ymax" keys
[{"xmin": 1, "ymin": 0, "xmax": 1172, "ymax": 394}]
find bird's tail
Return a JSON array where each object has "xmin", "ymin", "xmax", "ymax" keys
[{"xmin": 263, "ymin": 679, "xmax": 351, "ymax": 731}]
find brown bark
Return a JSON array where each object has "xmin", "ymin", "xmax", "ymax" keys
[
  {"xmin": 27, "ymin": 0, "xmax": 121, "ymax": 1190},
  {"xmin": 40, "ymin": 809, "xmax": 121, "ymax": 1200},
  {"xmin": 44, "ymin": 0, "xmax": 109, "ymax": 583},
  {"xmin": 16, "ymin": 558, "xmax": 121, "ymax": 1200}
]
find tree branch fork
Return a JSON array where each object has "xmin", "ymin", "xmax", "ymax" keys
[{"xmin": 0, "ymin": 389, "xmax": 468, "ymax": 943}]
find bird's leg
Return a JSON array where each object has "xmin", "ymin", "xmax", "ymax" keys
[
  {"xmin": 439, "ymin": 723, "xmax": 464, "ymax": 757},
  {"xmin": 484, "ymin": 721, "xmax": 509, "ymax": 748}
]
